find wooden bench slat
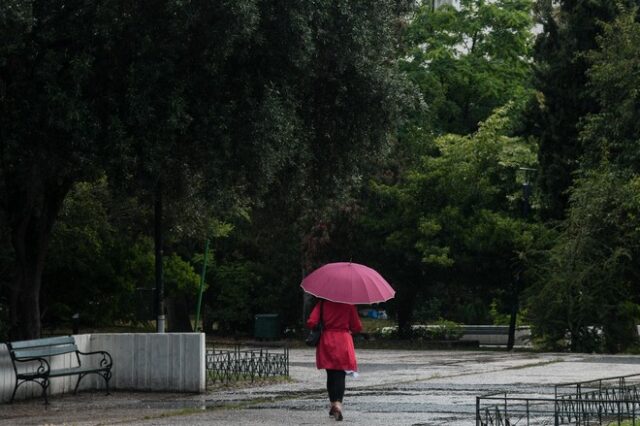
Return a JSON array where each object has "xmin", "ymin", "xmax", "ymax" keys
[
  {"xmin": 13, "ymin": 344, "xmax": 77, "ymax": 359},
  {"xmin": 49, "ymin": 365, "xmax": 109, "ymax": 377},
  {"xmin": 10, "ymin": 336, "xmax": 75, "ymax": 350}
]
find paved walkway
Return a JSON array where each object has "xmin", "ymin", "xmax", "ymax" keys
[{"xmin": 2, "ymin": 349, "xmax": 640, "ymax": 425}]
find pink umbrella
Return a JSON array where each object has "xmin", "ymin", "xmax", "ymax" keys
[{"xmin": 300, "ymin": 262, "xmax": 395, "ymax": 304}]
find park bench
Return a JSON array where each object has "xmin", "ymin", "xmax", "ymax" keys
[{"xmin": 6, "ymin": 335, "xmax": 113, "ymax": 404}]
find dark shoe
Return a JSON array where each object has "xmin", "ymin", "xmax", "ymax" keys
[
  {"xmin": 329, "ymin": 406, "xmax": 336, "ymax": 417},
  {"xmin": 332, "ymin": 402, "xmax": 342, "ymax": 422}
]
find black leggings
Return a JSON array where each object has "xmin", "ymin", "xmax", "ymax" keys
[{"xmin": 326, "ymin": 369, "xmax": 346, "ymax": 402}]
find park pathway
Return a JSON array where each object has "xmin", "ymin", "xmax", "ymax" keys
[{"xmin": 2, "ymin": 349, "xmax": 640, "ymax": 425}]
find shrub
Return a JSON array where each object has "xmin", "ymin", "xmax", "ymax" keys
[{"xmin": 375, "ymin": 320, "xmax": 463, "ymax": 341}]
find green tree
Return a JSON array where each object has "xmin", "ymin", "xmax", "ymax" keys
[
  {"xmin": 526, "ymin": 168, "xmax": 640, "ymax": 352},
  {"xmin": 402, "ymin": 0, "xmax": 534, "ymax": 136},
  {"xmin": 203, "ymin": 0, "xmax": 416, "ymax": 329},
  {"xmin": 581, "ymin": 7, "xmax": 640, "ymax": 171},
  {"xmin": 208, "ymin": 260, "xmax": 260, "ymax": 334},
  {"xmin": 307, "ymin": 0, "xmax": 537, "ymax": 335},
  {"xmin": 39, "ymin": 178, "xmax": 202, "ymax": 329},
  {"xmin": 0, "ymin": 1, "xmax": 109, "ymax": 338},
  {"xmin": 528, "ymin": 0, "xmax": 636, "ymax": 219},
  {"xmin": 1, "ymin": 0, "xmax": 416, "ymax": 338},
  {"xmin": 526, "ymin": 8, "xmax": 640, "ymax": 352},
  {"xmin": 42, "ymin": 178, "xmax": 134, "ymax": 327},
  {"xmin": 358, "ymin": 103, "xmax": 540, "ymax": 334},
  {"xmin": 0, "ymin": 0, "xmax": 295, "ymax": 338},
  {"xmin": 0, "ymin": 1, "xmax": 235, "ymax": 338}
]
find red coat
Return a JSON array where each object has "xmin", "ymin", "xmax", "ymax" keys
[{"xmin": 306, "ymin": 300, "xmax": 362, "ymax": 371}]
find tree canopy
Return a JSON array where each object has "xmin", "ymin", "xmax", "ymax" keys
[
  {"xmin": 0, "ymin": 0, "xmax": 413, "ymax": 338},
  {"xmin": 2, "ymin": 0, "xmax": 640, "ymax": 352},
  {"xmin": 401, "ymin": 0, "xmax": 533, "ymax": 136},
  {"xmin": 527, "ymin": 7, "xmax": 640, "ymax": 352}
]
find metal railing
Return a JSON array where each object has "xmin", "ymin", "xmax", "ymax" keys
[
  {"xmin": 476, "ymin": 374, "xmax": 640, "ymax": 425},
  {"xmin": 476, "ymin": 392, "xmax": 559, "ymax": 426},
  {"xmin": 555, "ymin": 374, "xmax": 640, "ymax": 401},
  {"xmin": 206, "ymin": 345, "xmax": 289, "ymax": 386},
  {"xmin": 554, "ymin": 374, "xmax": 640, "ymax": 425}
]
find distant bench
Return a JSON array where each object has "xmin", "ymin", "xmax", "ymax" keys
[
  {"xmin": 7, "ymin": 335, "xmax": 113, "ymax": 404},
  {"xmin": 377, "ymin": 324, "xmax": 532, "ymax": 347},
  {"xmin": 458, "ymin": 325, "xmax": 531, "ymax": 346}
]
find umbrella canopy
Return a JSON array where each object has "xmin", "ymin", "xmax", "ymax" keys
[{"xmin": 301, "ymin": 262, "xmax": 395, "ymax": 304}]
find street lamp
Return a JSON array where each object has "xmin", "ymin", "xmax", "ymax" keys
[{"xmin": 507, "ymin": 167, "xmax": 535, "ymax": 350}]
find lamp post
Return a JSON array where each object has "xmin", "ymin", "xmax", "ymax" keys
[
  {"xmin": 507, "ymin": 167, "xmax": 534, "ymax": 350},
  {"xmin": 194, "ymin": 239, "xmax": 209, "ymax": 332},
  {"xmin": 521, "ymin": 168, "xmax": 534, "ymax": 218},
  {"xmin": 154, "ymin": 182, "xmax": 165, "ymax": 333}
]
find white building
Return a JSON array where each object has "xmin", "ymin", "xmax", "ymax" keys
[{"xmin": 432, "ymin": 0, "xmax": 459, "ymax": 9}]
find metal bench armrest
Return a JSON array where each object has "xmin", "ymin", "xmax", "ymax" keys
[
  {"xmin": 77, "ymin": 350, "xmax": 113, "ymax": 369},
  {"xmin": 14, "ymin": 356, "xmax": 51, "ymax": 376}
]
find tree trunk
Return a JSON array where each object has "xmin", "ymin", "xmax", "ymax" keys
[
  {"xmin": 11, "ymin": 280, "xmax": 41, "ymax": 340},
  {"xmin": 9, "ymin": 216, "xmax": 47, "ymax": 340},
  {"xmin": 203, "ymin": 304, "xmax": 213, "ymax": 334},
  {"xmin": 397, "ymin": 285, "xmax": 417, "ymax": 339},
  {"xmin": 506, "ymin": 275, "xmax": 520, "ymax": 351},
  {"xmin": 154, "ymin": 181, "xmax": 165, "ymax": 333},
  {"xmin": 166, "ymin": 295, "xmax": 193, "ymax": 332},
  {"xmin": 6, "ymin": 171, "xmax": 71, "ymax": 340}
]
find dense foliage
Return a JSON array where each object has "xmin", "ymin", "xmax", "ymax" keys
[
  {"xmin": 528, "ymin": 0, "xmax": 638, "ymax": 219},
  {"xmin": 402, "ymin": 0, "xmax": 533, "ymax": 136},
  {"xmin": 2, "ymin": 0, "xmax": 640, "ymax": 352},
  {"xmin": 356, "ymin": 102, "xmax": 540, "ymax": 335},
  {"xmin": 527, "ymin": 7, "xmax": 640, "ymax": 352},
  {"xmin": 0, "ymin": 0, "xmax": 412, "ymax": 339}
]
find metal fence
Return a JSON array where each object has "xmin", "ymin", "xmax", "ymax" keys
[
  {"xmin": 555, "ymin": 374, "xmax": 640, "ymax": 425},
  {"xmin": 205, "ymin": 345, "xmax": 289, "ymax": 386},
  {"xmin": 476, "ymin": 392, "xmax": 559, "ymax": 426},
  {"xmin": 476, "ymin": 374, "xmax": 640, "ymax": 425}
]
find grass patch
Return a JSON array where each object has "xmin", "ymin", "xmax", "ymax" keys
[
  {"xmin": 142, "ymin": 407, "xmax": 205, "ymax": 420},
  {"xmin": 207, "ymin": 375, "xmax": 293, "ymax": 391}
]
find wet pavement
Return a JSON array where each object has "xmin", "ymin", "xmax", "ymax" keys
[{"xmin": 2, "ymin": 349, "xmax": 640, "ymax": 425}]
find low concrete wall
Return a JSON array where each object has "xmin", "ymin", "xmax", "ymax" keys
[
  {"xmin": 92, "ymin": 333, "xmax": 205, "ymax": 393},
  {"xmin": 0, "ymin": 333, "xmax": 205, "ymax": 403},
  {"xmin": 379, "ymin": 324, "xmax": 532, "ymax": 347}
]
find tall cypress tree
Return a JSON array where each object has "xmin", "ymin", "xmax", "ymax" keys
[{"xmin": 529, "ymin": 0, "xmax": 636, "ymax": 220}]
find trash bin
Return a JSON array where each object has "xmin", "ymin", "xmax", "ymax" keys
[{"xmin": 254, "ymin": 314, "xmax": 280, "ymax": 340}]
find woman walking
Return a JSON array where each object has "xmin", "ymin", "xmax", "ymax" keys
[{"xmin": 306, "ymin": 298, "xmax": 362, "ymax": 421}]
